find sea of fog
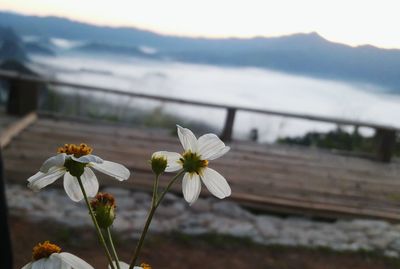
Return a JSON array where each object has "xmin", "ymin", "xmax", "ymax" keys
[{"xmin": 29, "ymin": 54, "xmax": 400, "ymax": 142}]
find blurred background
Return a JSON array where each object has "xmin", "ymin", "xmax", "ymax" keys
[{"xmin": 1, "ymin": 1, "xmax": 400, "ymax": 268}]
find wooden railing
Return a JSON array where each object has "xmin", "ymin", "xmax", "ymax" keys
[{"xmin": 0, "ymin": 69, "xmax": 399, "ymax": 162}]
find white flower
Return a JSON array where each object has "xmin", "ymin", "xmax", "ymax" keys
[
  {"xmin": 153, "ymin": 125, "xmax": 231, "ymax": 204},
  {"xmin": 109, "ymin": 261, "xmax": 150, "ymax": 269},
  {"xmin": 22, "ymin": 241, "xmax": 94, "ymax": 269},
  {"xmin": 27, "ymin": 144, "xmax": 130, "ymax": 202},
  {"xmin": 22, "ymin": 253, "xmax": 94, "ymax": 269}
]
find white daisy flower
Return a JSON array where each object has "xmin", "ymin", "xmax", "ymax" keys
[
  {"xmin": 27, "ymin": 143, "xmax": 130, "ymax": 202},
  {"xmin": 109, "ymin": 261, "xmax": 151, "ymax": 269},
  {"xmin": 22, "ymin": 241, "xmax": 94, "ymax": 269},
  {"xmin": 153, "ymin": 125, "xmax": 231, "ymax": 204}
]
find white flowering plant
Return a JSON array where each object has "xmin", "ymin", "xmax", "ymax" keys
[{"xmin": 22, "ymin": 125, "xmax": 231, "ymax": 269}]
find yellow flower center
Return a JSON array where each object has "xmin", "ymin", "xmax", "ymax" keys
[
  {"xmin": 141, "ymin": 263, "xmax": 152, "ymax": 269},
  {"xmin": 32, "ymin": 241, "xmax": 61, "ymax": 261},
  {"xmin": 180, "ymin": 151, "xmax": 209, "ymax": 175},
  {"xmin": 57, "ymin": 143, "xmax": 93, "ymax": 157}
]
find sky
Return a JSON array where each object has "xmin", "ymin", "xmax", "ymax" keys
[{"xmin": 1, "ymin": 0, "xmax": 400, "ymax": 49}]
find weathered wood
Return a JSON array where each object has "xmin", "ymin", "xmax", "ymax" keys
[
  {"xmin": 221, "ymin": 108, "xmax": 236, "ymax": 142},
  {"xmin": 0, "ymin": 112, "xmax": 37, "ymax": 148},
  {"xmin": 374, "ymin": 128, "xmax": 397, "ymax": 162},
  {"xmin": 6, "ymin": 78, "xmax": 39, "ymax": 116},
  {"xmin": 4, "ymin": 117, "xmax": 400, "ymax": 221}
]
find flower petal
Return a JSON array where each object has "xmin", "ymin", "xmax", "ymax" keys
[
  {"xmin": 82, "ymin": 168, "xmax": 99, "ymax": 197},
  {"xmin": 40, "ymin": 153, "xmax": 66, "ymax": 173},
  {"xmin": 200, "ymin": 168, "xmax": 231, "ymax": 199},
  {"xmin": 31, "ymin": 259, "xmax": 45, "ymax": 269},
  {"xmin": 207, "ymin": 146, "xmax": 230, "ymax": 161},
  {"xmin": 91, "ymin": 161, "xmax": 130, "ymax": 181},
  {"xmin": 58, "ymin": 252, "xmax": 95, "ymax": 269},
  {"xmin": 177, "ymin": 125, "xmax": 197, "ymax": 152},
  {"xmin": 63, "ymin": 172, "xmax": 83, "ymax": 202},
  {"xmin": 152, "ymin": 151, "xmax": 182, "ymax": 172},
  {"xmin": 71, "ymin": 154, "xmax": 103, "ymax": 164},
  {"xmin": 198, "ymin": 134, "xmax": 230, "ymax": 160},
  {"xmin": 63, "ymin": 169, "xmax": 99, "ymax": 202},
  {"xmin": 31, "ymin": 258, "xmax": 55, "ymax": 269},
  {"xmin": 27, "ymin": 167, "xmax": 66, "ymax": 192},
  {"xmin": 182, "ymin": 172, "xmax": 201, "ymax": 205},
  {"xmin": 48, "ymin": 254, "xmax": 64, "ymax": 269},
  {"xmin": 21, "ymin": 262, "xmax": 33, "ymax": 269}
]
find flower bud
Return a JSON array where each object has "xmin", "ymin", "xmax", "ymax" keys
[
  {"xmin": 150, "ymin": 153, "xmax": 168, "ymax": 176},
  {"xmin": 90, "ymin": 192, "xmax": 116, "ymax": 229}
]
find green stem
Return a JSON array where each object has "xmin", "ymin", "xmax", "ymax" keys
[
  {"xmin": 155, "ymin": 171, "xmax": 184, "ymax": 208},
  {"xmin": 151, "ymin": 175, "xmax": 160, "ymax": 205},
  {"xmin": 107, "ymin": 228, "xmax": 121, "ymax": 269},
  {"xmin": 77, "ymin": 176, "xmax": 116, "ymax": 269},
  {"xmin": 128, "ymin": 170, "xmax": 184, "ymax": 269}
]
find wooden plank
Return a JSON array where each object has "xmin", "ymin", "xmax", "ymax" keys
[
  {"xmin": 0, "ymin": 112, "xmax": 37, "ymax": 148},
  {"xmin": 5, "ymin": 116, "xmax": 400, "ymax": 221},
  {"xmin": 7, "ymin": 168, "xmax": 400, "ymax": 221},
  {"xmin": 10, "ymin": 130, "xmax": 400, "ymax": 185}
]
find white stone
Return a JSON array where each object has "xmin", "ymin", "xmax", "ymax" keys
[
  {"xmin": 190, "ymin": 198, "xmax": 212, "ymax": 213},
  {"xmin": 212, "ymin": 201, "xmax": 254, "ymax": 220},
  {"xmin": 6, "ymin": 182, "xmax": 400, "ymax": 256},
  {"xmin": 255, "ymin": 216, "xmax": 279, "ymax": 238}
]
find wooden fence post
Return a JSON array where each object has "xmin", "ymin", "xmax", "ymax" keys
[
  {"xmin": 221, "ymin": 108, "xmax": 236, "ymax": 142},
  {"xmin": 7, "ymin": 78, "xmax": 39, "ymax": 116},
  {"xmin": 374, "ymin": 128, "xmax": 396, "ymax": 162}
]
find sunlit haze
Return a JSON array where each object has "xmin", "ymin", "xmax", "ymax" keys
[{"xmin": 1, "ymin": 0, "xmax": 400, "ymax": 49}]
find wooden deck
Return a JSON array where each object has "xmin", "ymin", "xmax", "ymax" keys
[{"xmin": 3, "ymin": 115, "xmax": 400, "ymax": 221}]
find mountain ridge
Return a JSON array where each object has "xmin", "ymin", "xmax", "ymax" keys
[{"xmin": 1, "ymin": 11, "xmax": 400, "ymax": 91}]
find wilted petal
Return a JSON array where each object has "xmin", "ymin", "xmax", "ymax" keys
[
  {"xmin": 63, "ymin": 172, "xmax": 83, "ymax": 202},
  {"xmin": 182, "ymin": 173, "xmax": 201, "ymax": 204},
  {"xmin": 58, "ymin": 253, "xmax": 95, "ymax": 269},
  {"xmin": 177, "ymin": 125, "xmax": 197, "ymax": 152},
  {"xmin": 201, "ymin": 168, "xmax": 231, "ymax": 199},
  {"xmin": 71, "ymin": 154, "xmax": 103, "ymax": 164},
  {"xmin": 91, "ymin": 161, "xmax": 130, "ymax": 181},
  {"xmin": 152, "ymin": 151, "xmax": 182, "ymax": 172},
  {"xmin": 198, "ymin": 134, "xmax": 230, "ymax": 160},
  {"xmin": 40, "ymin": 153, "xmax": 66, "ymax": 173},
  {"xmin": 27, "ymin": 167, "xmax": 66, "ymax": 192}
]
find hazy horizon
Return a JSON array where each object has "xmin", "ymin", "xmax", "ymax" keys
[
  {"xmin": 2, "ymin": 0, "xmax": 400, "ymax": 49},
  {"xmin": 29, "ymin": 52, "xmax": 400, "ymax": 142}
]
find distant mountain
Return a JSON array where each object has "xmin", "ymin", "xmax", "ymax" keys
[
  {"xmin": 24, "ymin": 41, "xmax": 55, "ymax": 56},
  {"xmin": 74, "ymin": 42, "xmax": 153, "ymax": 57},
  {"xmin": 1, "ymin": 11, "xmax": 400, "ymax": 91},
  {"xmin": 0, "ymin": 26, "xmax": 27, "ymax": 61}
]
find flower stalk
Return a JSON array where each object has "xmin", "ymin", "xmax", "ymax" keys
[
  {"xmin": 106, "ymin": 228, "xmax": 121, "ymax": 269},
  {"xmin": 129, "ymin": 170, "xmax": 184, "ymax": 269},
  {"xmin": 76, "ymin": 176, "xmax": 116, "ymax": 269}
]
